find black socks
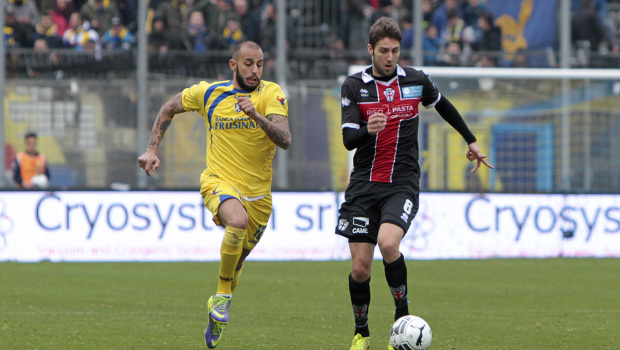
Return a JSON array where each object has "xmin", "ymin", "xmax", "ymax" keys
[
  {"xmin": 349, "ymin": 273, "xmax": 371, "ymax": 337},
  {"xmin": 384, "ymin": 253, "xmax": 409, "ymax": 320}
]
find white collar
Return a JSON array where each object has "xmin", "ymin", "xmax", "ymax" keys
[{"xmin": 361, "ymin": 65, "xmax": 406, "ymax": 83}]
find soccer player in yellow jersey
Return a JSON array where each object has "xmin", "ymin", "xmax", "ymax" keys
[{"xmin": 138, "ymin": 41, "xmax": 291, "ymax": 349}]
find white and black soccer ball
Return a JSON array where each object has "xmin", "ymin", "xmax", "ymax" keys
[
  {"xmin": 31, "ymin": 174, "xmax": 49, "ymax": 189},
  {"xmin": 389, "ymin": 315, "xmax": 432, "ymax": 350}
]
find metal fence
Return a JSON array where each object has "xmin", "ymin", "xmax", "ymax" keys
[{"xmin": 3, "ymin": 64, "xmax": 620, "ymax": 193}]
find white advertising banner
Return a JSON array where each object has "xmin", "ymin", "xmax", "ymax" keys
[{"xmin": 0, "ymin": 191, "xmax": 619, "ymax": 261}]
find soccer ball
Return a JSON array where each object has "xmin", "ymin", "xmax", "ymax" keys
[
  {"xmin": 389, "ymin": 315, "xmax": 432, "ymax": 350},
  {"xmin": 31, "ymin": 174, "xmax": 49, "ymax": 189}
]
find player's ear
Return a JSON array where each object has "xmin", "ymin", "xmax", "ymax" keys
[
  {"xmin": 229, "ymin": 58, "xmax": 236, "ymax": 72},
  {"xmin": 367, "ymin": 43, "xmax": 373, "ymax": 55}
]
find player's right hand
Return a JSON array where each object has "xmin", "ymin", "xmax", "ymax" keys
[
  {"xmin": 466, "ymin": 141, "xmax": 494, "ymax": 173},
  {"xmin": 367, "ymin": 113, "xmax": 388, "ymax": 135},
  {"xmin": 138, "ymin": 150, "xmax": 160, "ymax": 176}
]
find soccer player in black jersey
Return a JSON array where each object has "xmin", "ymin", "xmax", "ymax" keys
[{"xmin": 336, "ymin": 17, "xmax": 493, "ymax": 350}]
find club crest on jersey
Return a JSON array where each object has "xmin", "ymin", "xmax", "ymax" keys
[
  {"xmin": 234, "ymin": 102, "xmax": 241, "ymax": 113},
  {"xmin": 341, "ymin": 96, "xmax": 351, "ymax": 107},
  {"xmin": 360, "ymin": 89, "xmax": 369, "ymax": 97},
  {"xmin": 401, "ymin": 85, "xmax": 423, "ymax": 99},
  {"xmin": 338, "ymin": 218, "xmax": 349, "ymax": 231},
  {"xmin": 384, "ymin": 87, "xmax": 395, "ymax": 102}
]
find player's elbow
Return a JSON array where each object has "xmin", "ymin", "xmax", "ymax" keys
[
  {"xmin": 343, "ymin": 140, "xmax": 357, "ymax": 151},
  {"xmin": 279, "ymin": 134, "xmax": 292, "ymax": 150}
]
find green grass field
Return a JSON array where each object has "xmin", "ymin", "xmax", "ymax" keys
[{"xmin": 1, "ymin": 259, "xmax": 619, "ymax": 349}]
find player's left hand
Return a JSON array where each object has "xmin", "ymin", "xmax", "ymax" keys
[
  {"xmin": 466, "ymin": 141, "xmax": 494, "ymax": 173},
  {"xmin": 238, "ymin": 97, "xmax": 258, "ymax": 119}
]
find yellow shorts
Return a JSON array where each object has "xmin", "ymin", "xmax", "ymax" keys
[{"xmin": 200, "ymin": 170, "xmax": 272, "ymax": 251}]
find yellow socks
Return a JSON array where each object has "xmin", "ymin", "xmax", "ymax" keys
[
  {"xmin": 231, "ymin": 264, "xmax": 244, "ymax": 293},
  {"xmin": 217, "ymin": 226, "xmax": 246, "ymax": 295}
]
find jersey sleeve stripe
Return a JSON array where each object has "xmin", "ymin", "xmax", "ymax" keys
[
  {"xmin": 342, "ymin": 123, "xmax": 360, "ymax": 130},
  {"xmin": 424, "ymin": 92, "xmax": 442, "ymax": 109}
]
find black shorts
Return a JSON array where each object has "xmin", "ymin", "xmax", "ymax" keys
[{"xmin": 336, "ymin": 179, "xmax": 419, "ymax": 244}]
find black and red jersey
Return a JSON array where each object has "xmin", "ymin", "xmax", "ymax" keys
[{"xmin": 341, "ymin": 65, "xmax": 441, "ymax": 184}]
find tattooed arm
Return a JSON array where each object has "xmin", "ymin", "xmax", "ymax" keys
[
  {"xmin": 237, "ymin": 96, "xmax": 292, "ymax": 149},
  {"xmin": 138, "ymin": 92, "xmax": 186, "ymax": 175}
]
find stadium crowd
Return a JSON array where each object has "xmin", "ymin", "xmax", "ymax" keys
[{"xmin": 3, "ymin": 0, "xmax": 620, "ymax": 78}]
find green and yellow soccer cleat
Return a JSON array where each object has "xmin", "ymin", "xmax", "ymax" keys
[
  {"xmin": 350, "ymin": 333, "xmax": 370, "ymax": 350},
  {"xmin": 210, "ymin": 294, "xmax": 231, "ymax": 323},
  {"xmin": 204, "ymin": 295, "xmax": 230, "ymax": 348}
]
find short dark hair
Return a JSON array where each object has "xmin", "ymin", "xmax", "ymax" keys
[
  {"xmin": 369, "ymin": 16, "xmax": 402, "ymax": 48},
  {"xmin": 25, "ymin": 132, "xmax": 37, "ymax": 139}
]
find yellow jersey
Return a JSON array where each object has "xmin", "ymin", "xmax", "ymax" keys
[{"xmin": 182, "ymin": 80, "xmax": 288, "ymax": 197}]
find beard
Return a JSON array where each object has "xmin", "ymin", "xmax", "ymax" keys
[{"xmin": 235, "ymin": 66, "xmax": 261, "ymax": 91}]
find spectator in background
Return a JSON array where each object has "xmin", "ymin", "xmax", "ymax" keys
[
  {"xmin": 183, "ymin": 11, "xmax": 210, "ymax": 53},
  {"xmin": 511, "ymin": 50, "xmax": 530, "ymax": 68},
  {"xmin": 12, "ymin": 132, "xmax": 51, "ymax": 190},
  {"xmin": 195, "ymin": 0, "xmax": 220, "ymax": 36},
  {"xmin": 423, "ymin": 24, "xmax": 441, "ymax": 65},
  {"xmin": 476, "ymin": 54, "xmax": 496, "ymax": 67},
  {"xmin": 148, "ymin": 15, "xmax": 173, "ymax": 52},
  {"xmin": 117, "ymin": 0, "xmax": 138, "ymax": 32},
  {"xmin": 62, "ymin": 12, "xmax": 99, "ymax": 50},
  {"xmin": 4, "ymin": 5, "xmax": 32, "ymax": 48},
  {"xmin": 572, "ymin": 0, "xmax": 607, "ymax": 24},
  {"xmin": 9, "ymin": 0, "xmax": 40, "ymax": 33},
  {"xmin": 33, "ymin": 13, "xmax": 63, "ymax": 48},
  {"xmin": 393, "ymin": 0, "xmax": 413, "ymax": 24},
  {"xmin": 571, "ymin": 0, "xmax": 609, "ymax": 52},
  {"xmin": 442, "ymin": 7, "xmax": 465, "ymax": 47},
  {"xmin": 400, "ymin": 10, "xmax": 414, "ymax": 50},
  {"xmin": 49, "ymin": 0, "xmax": 75, "ymax": 36},
  {"xmin": 212, "ymin": 0, "xmax": 236, "ymax": 42},
  {"xmin": 260, "ymin": 2, "xmax": 293, "ymax": 78},
  {"xmin": 234, "ymin": 0, "xmax": 261, "ymax": 44},
  {"xmin": 156, "ymin": 0, "xmax": 193, "ymax": 45},
  {"xmin": 80, "ymin": 0, "xmax": 120, "ymax": 36},
  {"xmin": 101, "ymin": 16, "xmax": 134, "ymax": 51},
  {"xmin": 472, "ymin": 12, "xmax": 501, "ymax": 52},
  {"xmin": 260, "ymin": 2, "xmax": 277, "ymax": 53},
  {"xmin": 324, "ymin": 33, "xmax": 349, "ymax": 76},
  {"xmin": 371, "ymin": 0, "xmax": 395, "ymax": 25},
  {"xmin": 421, "ymin": 0, "xmax": 434, "ymax": 30},
  {"xmin": 461, "ymin": 0, "xmax": 486, "ymax": 30},
  {"xmin": 29, "ymin": 38, "xmax": 61, "ymax": 77},
  {"xmin": 73, "ymin": 0, "xmax": 88, "ymax": 9},
  {"xmin": 220, "ymin": 17, "xmax": 245, "ymax": 50},
  {"xmin": 344, "ymin": 0, "xmax": 372, "ymax": 50},
  {"xmin": 436, "ymin": 40, "xmax": 463, "ymax": 66},
  {"xmin": 431, "ymin": 0, "xmax": 460, "ymax": 38},
  {"xmin": 38, "ymin": 0, "xmax": 55, "ymax": 15}
]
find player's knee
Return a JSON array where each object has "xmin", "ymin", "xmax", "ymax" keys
[
  {"xmin": 223, "ymin": 226, "xmax": 247, "ymax": 248},
  {"xmin": 219, "ymin": 208, "xmax": 249, "ymax": 230},
  {"xmin": 378, "ymin": 240, "xmax": 400, "ymax": 258},
  {"xmin": 222, "ymin": 213, "xmax": 249, "ymax": 230},
  {"xmin": 351, "ymin": 261, "xmax": 372, "ymax": 281}
]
